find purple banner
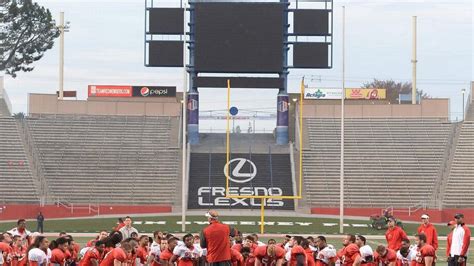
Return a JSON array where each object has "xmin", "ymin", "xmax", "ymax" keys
[
  {"xmin": 187, "ymin": 93, "xmax": 199, "ymax": 125},
  {"xmin": 277, "ymin": 95, "xmax": 289, "ymax": 127}
]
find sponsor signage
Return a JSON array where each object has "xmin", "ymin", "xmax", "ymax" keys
[
  {"xmin": 88, "ymin": 85, "xmax": 176, "ymax": 97},
  {"xmin": 304, "ymin": 88, "xmax": 342, "ymax": 100},
  {"xmin": 132, "ymin": 86, "xmax": 176, "ymax": 97},
  {"xmin": 88, "ymin": 85, "xmax": 133, "ymax": 97},
  {"xmin": 277, "ymin": 95, "xmax": 289, "ymax": 127},
  {"xmin": 56, "ymin": 91, "xmax": 77, "ymax": 98},
  {"xmin": 345, "ymin": 88, "xmax": 386, "ymax": 100},
  {"xmin": 188, "ymin": 153, "xmax": 295, "ymax": 210}
]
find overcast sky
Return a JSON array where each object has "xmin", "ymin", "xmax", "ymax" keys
[{"xmin": 2, "ymin": 0, "xmax": 473, "ymax": 129}]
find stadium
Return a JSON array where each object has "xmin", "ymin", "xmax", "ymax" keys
[{"xmin": 0, "ymin": 0, "xmax": 472, "ymax": 265}]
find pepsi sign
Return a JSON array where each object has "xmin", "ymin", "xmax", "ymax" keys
[{"xmin": 132, "ymin": 86, "xmax": 176, "ymax": 97}]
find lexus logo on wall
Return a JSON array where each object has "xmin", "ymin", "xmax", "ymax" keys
[{"xmin": 223, "ymin": 158, "xmax": 257, "ymax": 183}]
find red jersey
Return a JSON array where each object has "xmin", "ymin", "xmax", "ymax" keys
[
  {"xmin": 290, "ymin": 246, "xmax": 307, "ymax": 266},
  {"xmin": 254, "ymin": 245, "xmax": 285, "ymax": 265},
  {"xmin": 447, "ymin": 231, "xmax": 453, "ymax": 257},
  {"xmin": 232, "ymin": 244, "xmax": 242, "ymax": 252},
  {"xmin": 136, "ymin": 246, "xmax": 149, "ymax": 265},
  {"xmin": 385, "ymin": 227, "xmax": 408, "ymax": 251},
  {"xmin": 201, "ymin": 220, "xmax": 236, "ymax": 263},
  {"xmin": 64, "ymin": 250, "xmax": 72, "ymax": 262},
  {"xmin": 100, "ymin": 248, "xmax": 128, "ymax": 266},
  {"xmin": 414, "ymin": 245, "xmax": 435, "ymax": 266},
  {"xmin": 11, "ymin": 245, "xmax": 27, "ymax": 266},
  {"xmin": 338, "ymin": 244, "xmax": 360, "ymax": 266},
  {"xmin": 244, "ymin": 254, "xmax": 255, "ymax": 266},
  {"xmin": 0, "ymin": 242, "xmax": 13, "ymax": 266},
  {"xmin": 126, "ymin": 252, "xmax": 136, "ymax": 266},
  {"xmin": 233, "ymin": 243, "xmax": 257, "ymax": 253},
  {"xmin": 230, "ymin": 249, "xmax": 244, "ymax": 266},
  {"xmin": 159, "ymin": 249, "xmax": 173, "ymax": 262},
  {"xmin": 417, "ymin": 224, "xmax": 438, "ymax": 250},
  {"xmin": 374, "ymin": 249, "xmax": 396, "ymax": 266},
  {"xmin": 50, "ymin": 249, "xmax": 66, "ymax": 266},
  {"xmin": 305, "ymin": 248, "xmax": 316, "ymax": 266},
  {"xmin": 86, "ymin": 240, "xmax": 97, "ymax": 248},
  {"xmin": 81, "ymin": 247, "xmax": 102, "ymax": 266}
]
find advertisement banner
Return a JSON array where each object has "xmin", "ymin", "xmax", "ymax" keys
[
  {"xmin": 56, "ymin": 91, "xmax": 77, "ymax": 98},
  {"xmin": 276, "ymin": 95, "xmax": 289, "ymax": 127},
  {"xmin": 88, "ymin": 85, "xmax": 132, "ymax": 97},
  {"xmin": 345, "ymin": 88, "xmax": 386, "ymax": 100},
  {"xmin": 304, "ymin": 88, "xmax": 342, "ymax": 100},
  {"xmin": 188, "ymin": 153, "xmax": 295, "ymax": 210},
  {"xmin": 132, "ymin": 86, "xmax": 176, "ymax": 97},
  {"xmin": 187, "ymin": 93, "xmax": 199, "ymax": 125}
]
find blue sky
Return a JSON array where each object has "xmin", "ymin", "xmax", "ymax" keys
[{"xmin": 3, "ymin": 0, "xmax": 473, "ymax": 128}]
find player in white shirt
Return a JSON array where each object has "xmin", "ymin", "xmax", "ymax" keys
[
  {"xmin": 8, "ymin": 219, "xmax": 31, "ymax": 241},
  {"xmin": 192, "ymin": 235, "xmax": 204, "ymax": 257},
  {"xmin": 396, "ymin": 239, "xmax": 416, "ymax": 265},
  {"xmin": 315, "ymin": 236, "xmax": 337, "ymax": 266},
  {"xmin": 170, "ymin": 234, "xmax": 200, "ymax": 266},
  {"xmin": 147, "ymin": 231, "xmax": 162, "ymax": 266},
  {"xmin": 27, "ymin": 236, "xmax": 49, "ymax": 266},
  {"xmin": 355, "ymin": 235, "xmax": 374, "ymax": 265}
]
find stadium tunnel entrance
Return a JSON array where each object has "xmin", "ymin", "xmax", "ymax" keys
[{"xmin": 188, "ymin": 133, "xmax": 296, "ymax": 211}]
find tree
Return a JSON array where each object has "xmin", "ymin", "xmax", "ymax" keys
[
  {"xmin": 0, "ymin": 0, "xmax": 59, "ymax": 78},
  {"xmin": 362, "ymin": 79, "xmax": 431, "ymax": 104},
  {"xmin": 13, "ymin": 112, "xmax": 25, "ymax": 119}
]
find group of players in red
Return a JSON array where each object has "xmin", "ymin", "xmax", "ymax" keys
[{"xmin": 0, "ymin": 212, "xmax": 470, "ymax": 266}]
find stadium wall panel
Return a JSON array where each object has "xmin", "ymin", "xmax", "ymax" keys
[
  {"xmin": 28, "ymin": 94, "xmax": 181, "ymax": 117},
  {"xmin": 301, "ymin": 99, "xmax": 449, "ymax": 119}
]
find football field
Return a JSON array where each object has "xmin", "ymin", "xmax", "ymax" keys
[{"xmin": 0, "ymin": 215, "xmax": 452, "ymax": 262}]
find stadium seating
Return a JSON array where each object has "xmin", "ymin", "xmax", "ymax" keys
[
  {"xmin": 0, "ymin": 117, "xmax": 40, "ymax": 203},
  {"xmin": 443, "ymin": 121, "xmax": 474, "ymax": 207},
  {"xmin": 303, "ymin": 118, "xmax": 453, "ymax": 208},
  {"xmin": 0, "ymin": 98, "xmax": 11, "ymax": 116},
  {"xmin": 25, "ymin": 115, "xmax": 180, "ymax": 205}
]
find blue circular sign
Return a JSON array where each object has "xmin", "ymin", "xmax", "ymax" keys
[{"xmin": 229, "ymin": 106, "xmax": 238, "ymax": 116}]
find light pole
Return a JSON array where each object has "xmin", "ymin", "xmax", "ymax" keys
[
  {"xmin": 57, "ymin": 12, "xmax": 70, "ymax": 100},
  {"xmin": 462, "ymin": 89, "xmax": 466, "ymax": 120},
  {"xmin": 339, "ymin": 5, "xmax": 346, "ymax": 234},
  {"xmin": 181, "ymin": 0, "xmax": 188, "ymax": 233}
]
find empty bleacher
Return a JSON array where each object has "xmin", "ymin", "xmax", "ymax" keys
[
  {"xmin": 26, "ymin": 115, "xmax": 180, "ymax": 205},
  {"xmin": 0, "ymin": 117, "xmax": 39, "ymax": 203},
  {"xmin": 0, "ymin": 98, "xmax": 11, "ymax": 117},
  {"xmin": 303, "ymin": 118, "xmax": 453, "ymax": 208},
  {"xmin": 443, "ymin": 122, "xmax": 474, "ymax": 207}
]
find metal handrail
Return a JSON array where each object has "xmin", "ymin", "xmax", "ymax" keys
[
  {"xmin": 382, "ymin": 201, "xmax": 426, "ymax": 217},
  {"xmin": 19, "ymin": 118, "xmax": 49, "ymax": 205}
]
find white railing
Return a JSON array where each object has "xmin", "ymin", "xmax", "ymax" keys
[
  {"xmin": 55, "ymin": 198, "xmax": 100, "ymax": 215},
  {"xmin": 17, "ymin": 119, "xmax": 49, "ymax": 204},
  {"xmin": 383, "ymin": 201, "xmax": 427, "ymax": 217},
  {"xmin": 294, "ymin": 103, "xmax": 301, "ymax": 151}
]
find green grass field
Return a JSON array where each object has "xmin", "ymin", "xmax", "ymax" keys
[
  {"xmin": 0, "ymin": 216, "xmax": 453, "ymax": 263},
  {"xmin": 0, "ymin": 215, "xmax": 452, "ymax": 235}
]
